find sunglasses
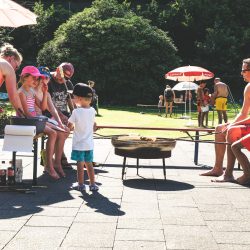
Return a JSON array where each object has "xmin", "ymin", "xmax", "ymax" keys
[
  {"xmin": 64, "ymin": 75, "xmax": 71, "ymax": 81},
  {"xmin": 241, "ymin": 69, "xmax": 250, "ymax": 73}
]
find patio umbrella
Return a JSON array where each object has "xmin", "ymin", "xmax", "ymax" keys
[
  {"xmin": 172, "ymin": 81, "xmax": 198, "ymax": 91},
  {"xmin": 165, "ymin": 65, "xmax": 214, "ymax": 82},
  {"xmin": 172, "ymin": 82, "xmax": 198, "ymax": 120},
  {"xmin": 0, "ymin": 0, "xmax": 37, "ymax": 28},
  {"xmin": 165, "ymin": 66, "xmax": 214, "ymax": 125}
]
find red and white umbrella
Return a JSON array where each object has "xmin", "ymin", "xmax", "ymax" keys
[
  {"xmin": 0, "ymin": 0, "xmax": 37, "ymax": 28},
  {"xmin": 165, "ymin": 65, "xmax": 214, "ymax": 82}
]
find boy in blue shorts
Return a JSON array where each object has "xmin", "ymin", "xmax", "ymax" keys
[{"xmin": 68, "ymin": 83, "xmax": 99, "ymax": 191}]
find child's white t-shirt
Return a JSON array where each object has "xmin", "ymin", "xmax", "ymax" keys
[{"xmin": 68, "ymin": 107, "xmax": 96, "ymax": 151}]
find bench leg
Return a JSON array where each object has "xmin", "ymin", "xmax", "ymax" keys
[
  {"xmin": 162, "ymin": 158, "xmax": 166, "ymax": 180},
  {"xmin": 136, "ymin": 158, "xmax": 139, "ymax": 175},
  {"xmin": 33, "ymin": 139, "xmax": 38, "ymax": 186},
  {"xmin": 194, "ymin": 131, "xmax": 199, "ymax": 165},
  {"xmin": 122, "ymin": 157, "xmax": 126, "ymax": 180},
  {"xmin": 238, "ymin": 162, "xmax": 241, "ymax": 170}
]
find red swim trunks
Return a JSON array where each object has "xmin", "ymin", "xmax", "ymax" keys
[{"xmin": 239, "ymin": 125, "xmax": 250, "ymax": 151}]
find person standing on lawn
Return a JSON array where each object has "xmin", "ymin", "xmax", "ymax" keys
[
  {"xmin": 213, "ymin": 77, "xmax": 228, "ymax": 124},
  {"xmin": 164, "ymin": 85, "xmax": 175, "ymax": 117}
]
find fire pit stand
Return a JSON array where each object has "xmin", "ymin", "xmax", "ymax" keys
[{"xmin": 114, "ymin": 148, "xmax": 172, "ymax": 180}]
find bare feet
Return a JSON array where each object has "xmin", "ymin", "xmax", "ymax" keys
[
  {"xmin": 236, "ymin": 175, "xmax": 250, "ymax": 185},
  {"xmin": 211, "ymin": 174, "xmax": 235, "ymax": 183},
  {"xmin": 200, "ymin": 168, "xmax": 224, "ymax": 177},
  {"xmin": 44, "ymin": 167, "xmax": 60, "ymax": 180},
  {"xmin": 61, "ymin": 158, "xmax": 73, "ymax": 169},
  {"xmin": 55, "ymin": 165, "xmax": 66, "ymax": 178}
]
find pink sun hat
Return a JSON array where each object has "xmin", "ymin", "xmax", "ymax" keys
[{"xmin": 21, "ymin": 66, "xmax": 45, "ymax": 78}]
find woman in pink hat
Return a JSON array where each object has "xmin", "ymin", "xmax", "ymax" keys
[{"xmin": 18, "ymin": 66, "xmax": 64, "ymax": 180}]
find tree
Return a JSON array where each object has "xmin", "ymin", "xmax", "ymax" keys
[{"xmin": 38, "ymin": 0, "xmax": 180, "ymax": 104}]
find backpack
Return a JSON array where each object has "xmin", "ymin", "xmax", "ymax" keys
[{"xmin": 164, "ymin": 89, "xmax": 174, "ymax": 99}]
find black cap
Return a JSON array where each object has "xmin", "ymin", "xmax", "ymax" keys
[{"xmin": 73, "ymin": 83, "xmax": 93, "ymax": 98}]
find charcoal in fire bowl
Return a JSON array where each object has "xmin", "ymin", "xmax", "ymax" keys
[
  {"xmin": 10, "ymin": 116, "xmax": 48, "ymax": 134},
  {"xmin": 111, "ymin": 135, "xmax": 176, "ymax": 151}
]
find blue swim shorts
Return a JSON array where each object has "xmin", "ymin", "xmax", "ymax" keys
[{"xmin": 71, "ymin": 150, "xmax": 93, "ymax": 162}]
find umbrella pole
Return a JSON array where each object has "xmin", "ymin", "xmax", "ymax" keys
[{"xmin": 184, "ymin": 90, "xmax": 187, "ymax": 116}]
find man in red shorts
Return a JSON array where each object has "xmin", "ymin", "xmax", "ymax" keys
[{"xmin": 200, "ymin": 58, "xmax": 250, "ymax": 185}]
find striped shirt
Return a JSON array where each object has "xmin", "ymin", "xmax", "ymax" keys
[{"xmin": 18, "ymin": 87, "xmax": 36, "ymax": 116}]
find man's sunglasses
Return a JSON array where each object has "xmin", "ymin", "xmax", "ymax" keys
[{"xmin": 241, "ymin": 69, "xmax": 250, "ymax": 73}]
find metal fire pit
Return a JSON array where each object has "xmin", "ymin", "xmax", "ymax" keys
[{"xmin": 111, "ymin": 136, "xmax": 176, "ymax": 180}]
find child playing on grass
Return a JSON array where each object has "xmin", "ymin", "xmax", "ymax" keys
[{"xmin": 68, "ymin": 83, "xmax": 99, "ymax": 192}]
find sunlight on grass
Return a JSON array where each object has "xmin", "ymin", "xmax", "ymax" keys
[{"xmin": 95, "ymin": 107, "xmax": 238, "ymax": 139}]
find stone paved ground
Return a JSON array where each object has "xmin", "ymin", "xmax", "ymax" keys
[{"xmin": 0, "ymin": 137, "xmax": 250, "ymax": 250}]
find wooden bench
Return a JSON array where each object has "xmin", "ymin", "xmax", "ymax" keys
[{"xmin": 137, "ymin": 104, "xmax": 176, "ymax": 115}]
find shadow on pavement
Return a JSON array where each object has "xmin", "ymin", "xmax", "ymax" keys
[
  {"xmin": 0, "ymin": 168, "xmax": 106, "ymax": 219},
  {"xmin": 81, "ymin": 192, "xmax": 125, "ymax": 216},
  {"xmin": 123, "ymin": 178, "xmax": 194, "ymax": 191}
]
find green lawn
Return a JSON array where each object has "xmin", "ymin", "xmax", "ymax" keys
[{"xmin": 95, "ymin": 106, "xmax": 239, "ymax": 139}]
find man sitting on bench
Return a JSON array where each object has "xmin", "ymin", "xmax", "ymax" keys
[{"xmin": 200, "ymin": 58, "xmax": 250, "ymax": 185}]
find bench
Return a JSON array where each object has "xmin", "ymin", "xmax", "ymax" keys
[
  {"xmin": 137, "ymin": 104, "xmax": 177, "ymax": 115},
  {"xmin": 11, "ymin": 133, "xmax": 44, "ymax": 186}
]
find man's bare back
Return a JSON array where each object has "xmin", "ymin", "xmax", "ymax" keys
[{"xmin": 215, "ymin": 82, "xmax": 228, "ymax": 98}]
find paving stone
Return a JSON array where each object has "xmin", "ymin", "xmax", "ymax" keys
[
  {"xmin": 75, "ymin": 212, "xmax": 118, "ymax": 223},
  {"xmin": 1, "ymin": 138, "xmax": 250, "ymax": 250},
  {"xmin": 164, "ymin": 225, "xmax": 218, "ymax": 249},
  {"xmin": 160, "ymin": 207, "xmax": 206, "ymax": 226},
  {"xmin": 114, "ymin": 240, "xmax": 166, "ymax": 250},
  {"xmin": 59, "ymin": 247, "xmax": 112, "ymax": 250},
  {"xmin": 197, "ymin": 204, "xmax": 235, "ymax": 212},
  {"xmin": 0, "ymin": 219, "xmax": 26, "ymax": 231},
  {"xmin": 213, "ymin": 232, "xmax": 250, "ymax": 245},
  {"xmin": 0, "ymin": 208, "xmax": 33, "ymax": 220},
  {"xmin": 26, "ymin": 215, "xmax": 73, "ymax": 227},
  {"xmin": 115, "ymin": 228, "xmax": 165, "ymax": 241},
  {"xmin": 201, "ymin": 211, "xmax": 243, "ymax": 221},
  {"xmin": 4, "ymin": 226, "xmax": 68, "ymax": 249},
  {"xmin": 157, "ymin": 193, "xmax": 196, "ymax": 207},
  {"xmin": 207, "ymin": 221, "xmax": 250, "ymax": 232},
  {"xmin": 37, "ymin": 206, "xmax": 79, "ymax": 217},
  {"xmin": 120, "ymin": 202, "xmax": 160, "ymax": 218},
  {"xmin": 62, "ymin": 222, "xmax": 116, "ymax": 248},
  {"xmin": 117, "ymin": 218, "xmax": 163, "ymax": 229},
  {"xmin": 218, "ymin": 244, "xmax": 250, "ymax": 250},
  {"xmin": 79, "ymin": 198, "xmax": 122, "ymax": 214},
  {"xmin": 0, "ymin": 231, "xmax": 16, "ymax": 249}
]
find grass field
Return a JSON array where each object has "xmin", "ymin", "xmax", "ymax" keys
[{"xmin": 95, "ymin": 106, "xmax": 239, "ymax": 139}]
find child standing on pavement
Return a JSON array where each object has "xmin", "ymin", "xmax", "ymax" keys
[{"xmin": 68, "ymin": 83, "xmax": 99, "ymax": 192}]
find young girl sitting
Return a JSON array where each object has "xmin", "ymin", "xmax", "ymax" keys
[{"xmin": 18, "ymin": 66, "xmax": 63, "ymax": 180}]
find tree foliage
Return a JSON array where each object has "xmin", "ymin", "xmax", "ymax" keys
[{"xmin": 38, "ymin": 0, "xmax": 180, "ymax": 104}]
